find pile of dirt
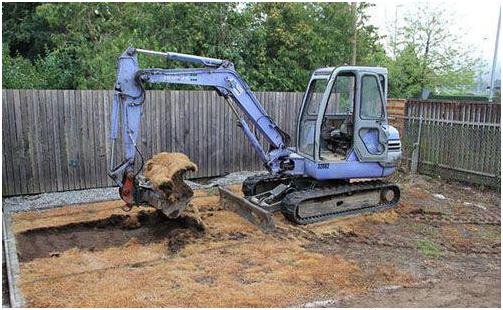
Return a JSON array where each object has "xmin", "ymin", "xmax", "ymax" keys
[{"xmin": 142, "ymin": 152, "xmax": 199, "ymax": 218}]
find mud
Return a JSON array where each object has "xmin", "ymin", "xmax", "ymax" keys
[
  {"xmin": 144, "ymin": 152, "xmax": 197, "ymax": 203},
  {"xmin": 16, "ymin": 210, "xmax": 205, "ymax": 262}
]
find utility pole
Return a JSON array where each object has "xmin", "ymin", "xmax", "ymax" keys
[
  {"xmin": 489, "ymin": 6, "xmax": 501, "ymax": 102},
  {"xmin": 393, "ymin": 4, "xmax": 403, "ymax": 59},
  {"xmin": 350, "ymin": 2, "xmax": 357, "ymax": 65}
]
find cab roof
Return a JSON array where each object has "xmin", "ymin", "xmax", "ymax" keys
[{"xmin": 313, "ymin": 66, "xmax": 388, "ymax": 77}]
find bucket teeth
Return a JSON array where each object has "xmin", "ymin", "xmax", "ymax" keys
[{"xmin": 218, "ymin": 187, "xmax": 276, "ymax": 231}]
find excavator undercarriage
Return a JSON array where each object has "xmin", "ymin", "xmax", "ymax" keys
[{"xmin": 219, "ymin": 174, "xmax": 400, "ymax": 230}]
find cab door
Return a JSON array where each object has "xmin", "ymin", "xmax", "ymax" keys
[
  {"xmin": 353, "ymin": 72, "xmax": 388, "ymax": 162},
  {"xmin": 296, "ymin": 77, "xmax": 329, "ymax": 159}
]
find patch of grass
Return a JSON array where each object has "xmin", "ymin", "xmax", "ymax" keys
[{"xmin": 416, "ymin": 239, "xmax": 444, "ymax": 259}]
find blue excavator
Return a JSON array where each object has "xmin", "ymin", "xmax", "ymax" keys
[{"xmin": 108, "ymin": 47, "xmax": 401, "ymax": 229}]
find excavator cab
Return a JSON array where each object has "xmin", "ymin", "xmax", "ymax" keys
[{"xmin": 296, "ymin": 67, "xmax": 401, "ymax": 179}]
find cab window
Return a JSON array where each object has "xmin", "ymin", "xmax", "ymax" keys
[
  {"xmin": 326, "ymin": 74, "xmax": 355, "ymax": 115},
  {"xmin": 360, "ymin": 75, "xmax": 384, "ymax": 119},
  {"xmin": 304, "ymin": 79, "xmax": 328, "ymax": 115}
]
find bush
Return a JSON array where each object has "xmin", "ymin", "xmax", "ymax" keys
[{"xmin": 2, "ymin": 46, "xmax": 45, "ymax": 88}]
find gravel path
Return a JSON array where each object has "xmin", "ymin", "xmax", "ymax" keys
[{"xmin": 2, "ymin": 171, "xmax": 264, "ymax": 214}]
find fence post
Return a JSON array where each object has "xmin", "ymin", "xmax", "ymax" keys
[{"xmin": 410, "ymin": 114, "xmax": 423, "ymax": 174}]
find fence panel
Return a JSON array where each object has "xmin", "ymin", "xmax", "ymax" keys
[
  {"xmin": 402, "ymin": 100, "xmax": 501, "ymax": 187},
  {"xmin": 2, "ymin": 89, "xmax": 305, "ymax": 196}
]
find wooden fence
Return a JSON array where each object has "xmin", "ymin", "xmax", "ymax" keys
[
  {"xmin": 3, "ymin": 89, "xmax": 499, "ymax": 196},
  {"xmin": 2, "ymin": 89, "xmax": 305, "ymax": 196},
  {"xmin": 402, "ymin": 100, "xmax": 501, "ymax": 187}
]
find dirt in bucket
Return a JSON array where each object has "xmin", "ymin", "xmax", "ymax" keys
[{"xmin": 144, "ymin": 152, "xmax": 197, "ymax": 204}]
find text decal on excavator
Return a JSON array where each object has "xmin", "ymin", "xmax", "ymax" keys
[{"xmin": 317, "ymin": 163, "xmax": 329, "ymax": 169}]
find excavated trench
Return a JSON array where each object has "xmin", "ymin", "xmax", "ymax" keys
[{"xmin": 16, "ymin": 210, "xmax": 205, "ymax": 262}]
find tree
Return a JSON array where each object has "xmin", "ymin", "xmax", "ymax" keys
[
  {"xmin": 386, "ymin": 43, "xmax": 423, "ymax": 98},
  {"xmin": 2, "ymin": 3, "xmax": 51, "ymax": 59},
  {"xmin": 390, "ymin": 3, "xmax": 482, "ymax": 97},
  {"xmin": 239, "ymin": 2, "xmax": 386, "ymax": 91}
]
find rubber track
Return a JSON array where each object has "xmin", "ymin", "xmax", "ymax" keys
[{"xmin": 281, "ymin": 180, "xmax": 401, "ymax": 225}]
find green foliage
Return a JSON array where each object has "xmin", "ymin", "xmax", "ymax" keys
[
  {"xmin": 2, "ymin": 2, "xmax": 386, "ymax": 91},
  {"xmin": 386, "ymin": 43, "xmax": 423, "ymax": 98},
  {"xmin": 2, "ymin": 45, "xmax": 44, "ymax": 88},
  {"xmin": 2, "ymin": 3, "xmax": 53, "ymax": 60},
  {"xmin": 2, "ymin": 2, "xmax": 482, "ymax": 96}
]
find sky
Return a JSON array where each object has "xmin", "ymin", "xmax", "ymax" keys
[{"xmin": 367, "ymin": 1, "xmax": 501, "ymax": 65}]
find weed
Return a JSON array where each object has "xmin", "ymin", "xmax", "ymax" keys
[{"xmin": 416, "ymin": 239, "xmax": 444, "ymax": 258}]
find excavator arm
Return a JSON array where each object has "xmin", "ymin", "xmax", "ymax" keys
[{"xmin": 109, "ymin": 47, "xmax": 291, "ymax": 188}]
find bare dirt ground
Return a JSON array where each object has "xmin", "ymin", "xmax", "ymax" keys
[{"xmin": 8, "ymin": 174, "xmax": 501, "ymax": 307}]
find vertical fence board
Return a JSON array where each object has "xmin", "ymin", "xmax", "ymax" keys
[
  {"xmin": 23, "ymin": 91, "xmax": 37, "ymax": 193},
  {"xmin": 37, "ymin": 91, "xmax": 50, "ymax": 193},
  {"xmin": 12, "ymin": 90, "xmax": 25, "ymax": 194},
  {"xmin": 217, "ymin": 93, "xmax": 225, "ymax": 175},
  {"xmin": 3, "ymin": 90, "xmax": 13, "ymax": 195},
  {"xmin": 50, "ymin": 90, "xmax": 62, "ymax": 191},
  {"xmin": 30, "ymin": 90, "xmax": 45, "ymax": 192},
  {"xmin": 84, "ymin": 90, "xmax": 94, "ymax": 188},
  {"xmin": 90, "ymin": 90, "xmax": 100, "ymax": 188},
  {"xmin": 173, "ymin": 91, "xmax": 180, "ymax": 153},
  {"xmin": 201, "ymin": 91, "xmax": 209, "ymax": 177},
  {"xmin": 104, "ymin": 91, "xmax": 113, "ymax": 187},
  {"xmin": 208, "ymin": 92, "xmax": 215, "ymax": 176},
  {"xmin": 168, "ymin": 91, "xmax": 174, "ymax": 153},
  {"xmin": 57, "ymin": 90, "xmax": 68, "ymax": 191},
  {"xmin": 98, "ymin": 91, "xmax": 108, "ymax": 187},
  {"xmin": 63, "ymin": 90, "xmax": 74, "ymax": 190}
]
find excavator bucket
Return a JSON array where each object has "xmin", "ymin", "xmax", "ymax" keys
[
  {"xmin": 142, "ymin": 153, "xmax": 198, "ymax": 218},
  {"xmin": 218, "ymin": 187, "xmax": 276, "ymax": 231}
]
